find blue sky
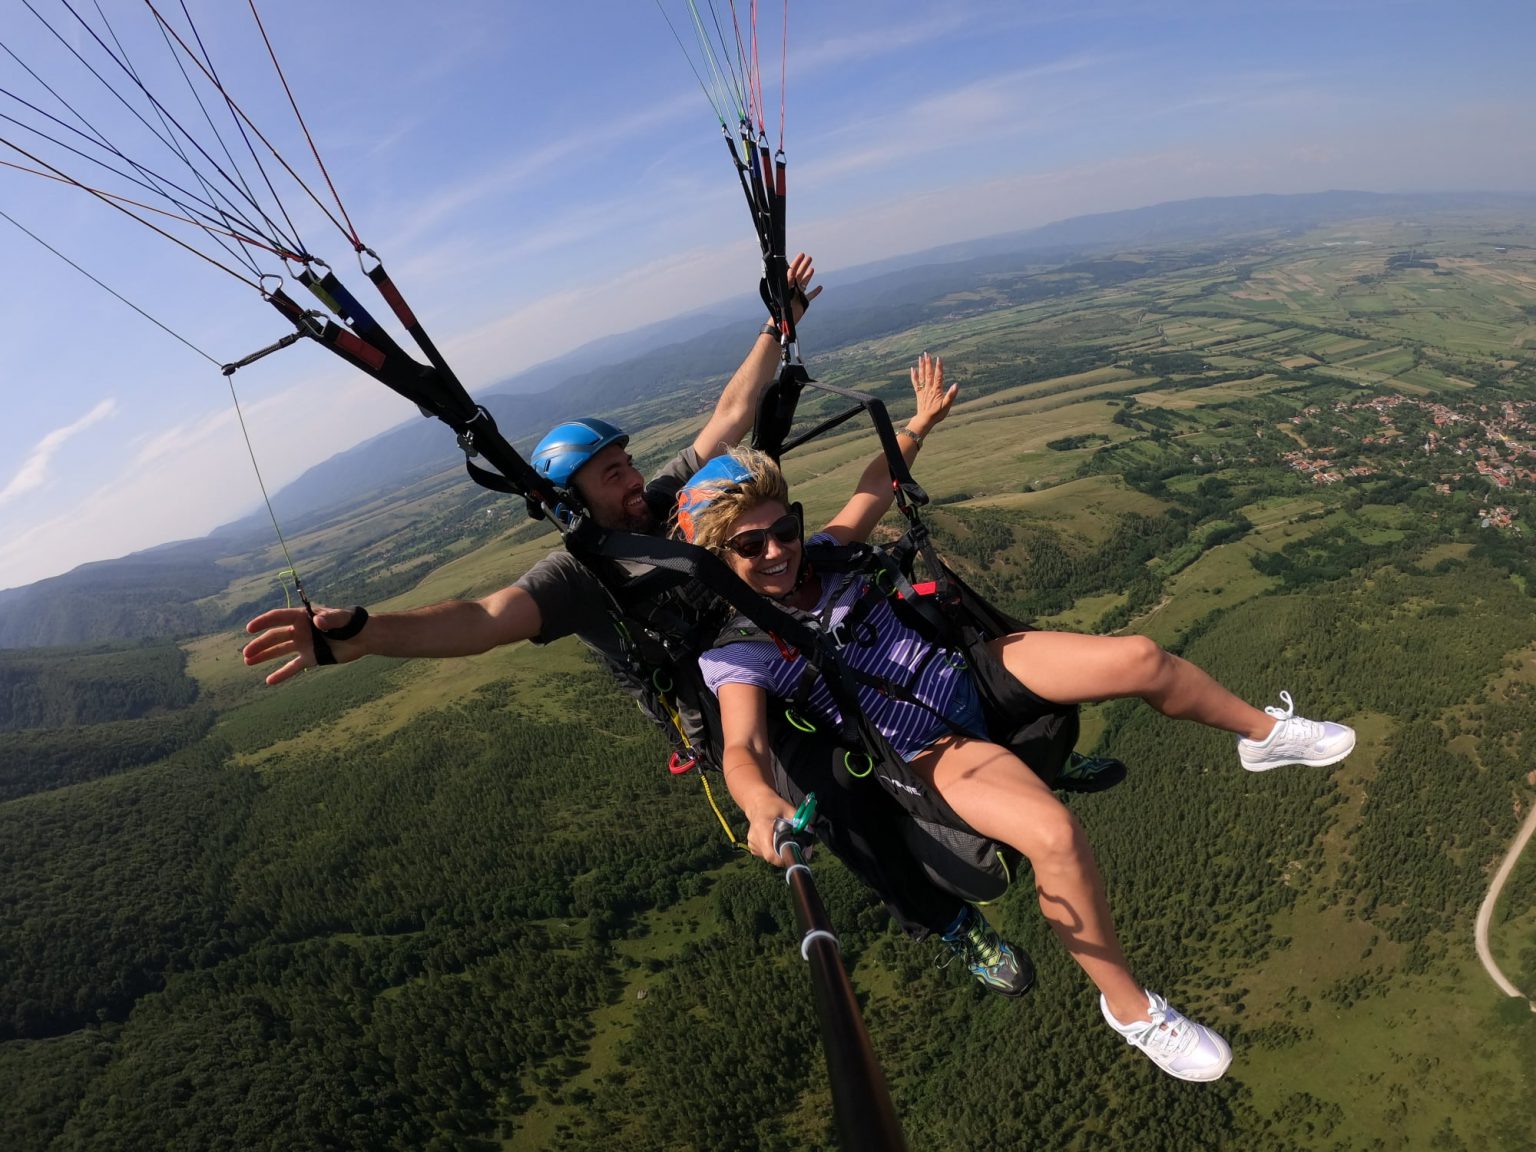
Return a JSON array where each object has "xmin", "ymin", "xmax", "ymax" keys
[{"xmin": 1, "ymin": 0, "xmax": 1533, "ymax": 592}]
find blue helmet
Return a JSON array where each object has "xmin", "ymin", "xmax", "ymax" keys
[
  {"xmin": 675, "ymin": 454, "xmax": 755, "ymax": 543},
  {"xmin": 531, "ymin": 418, "xmax": 629, "ymax": 489}
]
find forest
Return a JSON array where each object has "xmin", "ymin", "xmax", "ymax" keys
[{"xmin": 4, "ymin": 216, "xmax": 1536, "ymax": 1150}]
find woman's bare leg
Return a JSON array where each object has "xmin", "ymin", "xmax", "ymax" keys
[
  {"xmin": 909, "ymin": 735, "xmax": 1153, "ymax": 1023},
  {"xmin": 989, "ymin": 631, "xmax": 1274, "ymax": 740}
]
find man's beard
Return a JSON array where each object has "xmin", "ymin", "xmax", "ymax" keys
[{"xmin": 619, "ymin": 503, "xmax": 658, "ymax": 534}]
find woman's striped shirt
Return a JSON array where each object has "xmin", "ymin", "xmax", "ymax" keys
[{"xmin": 698, "ymin": 535, "xmax": 975, "ymax": 759}]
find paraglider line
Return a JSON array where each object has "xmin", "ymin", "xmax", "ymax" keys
[
  {"xmin": 0, "ymin": 137, "xmax": 266, "ymax": 286},
  {"xmin": 0, "ymin": 85, "xmax": 272, "ymax": 277},
  {"xmin": 778, "ymin": 0, "xmax": 787, "ymax": 150},
  {"xmin": 27, "ymin": 0, "xmax": 298, "ymax": 262},
  {"xmin": 0, "ymin": 204, "xmax": 220, "ymax": 367},
  {"xmin": 0, "ymin": 154, "xmax": 301, "ymax": 264},
  {"xmin": 139, "ymin": 0, "xmax": 359, "ymax": 248},
  {"xmin": 653, "ymin": 0, "xmax": 728, "ymax": 124},
  {"xmin": 89, "ymin": 0, "xmax": 282, "ymax": 279},
  {"xmin": 244, "ymin": 0, "xmax": 361, "ymax": 250},
  {"xmin": 224, "ymin": 367, "xmax": 304, "ymax": 604},
  {"xmin": 155, "ymin": 0, "xmax": 310, "ymax": 265}
]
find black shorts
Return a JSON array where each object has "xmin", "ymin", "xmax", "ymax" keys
[{"xmin": 964, "ymin": 633, "xmax": 1079, "ymax": 789}]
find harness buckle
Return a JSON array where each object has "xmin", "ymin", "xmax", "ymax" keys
[{"xmin": 829, "ymin": 619, "xmax": 876, "ymax": 650}]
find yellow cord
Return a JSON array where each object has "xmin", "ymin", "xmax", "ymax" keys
[
  {"xmin": 660, "ymin": 696, "xmax": 691, "ymax": 748},
  {"xmin": 699, "ymin": 772, "xmax": 742, "ymax": 847},
  {"xmin": 659, "ymin": 693, "xmax": 743, "ymax": 848}
]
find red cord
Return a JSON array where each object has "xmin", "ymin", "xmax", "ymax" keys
[{"xmin": 245, "ymin": 0, "xmax": 363, "ymax": 251}]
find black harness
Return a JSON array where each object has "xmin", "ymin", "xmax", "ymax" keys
[{"xmin": 709, "ymin": 540, "xmax": 1079, "ymax": 821}]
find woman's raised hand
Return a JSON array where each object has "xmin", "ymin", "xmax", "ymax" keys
[{"xmin": 909, "ymin": 352, "xmax": 958, "ymax": 434}]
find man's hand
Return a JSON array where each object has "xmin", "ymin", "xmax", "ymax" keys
[
  {"xmin": 786, "ymin": 252, "xmax": 821, "ymax": 325},
  {"xmin": 694, "ymin": 252, "xmax": 823, "ymax": 458},
  {"xmin": 243, "ymin": 605, "xmax": 365, "ymax": 686}
]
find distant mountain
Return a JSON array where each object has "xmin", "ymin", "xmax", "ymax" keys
[
  {"xmin": 477, "ymin": 310, "xmax": 743, "ymax": 395},
  {"xmin": 838, "ymin": 190, "xmax": 1536, "ymax": 276},
  {"xmin": 0, "ymin": 539, "xmax": 237, "ymax": 649},
  {"xmin": 239, "ymin": 320, "xmax": 781, "ymax": 530}
]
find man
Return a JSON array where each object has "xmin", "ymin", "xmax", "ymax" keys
[{"xmin": 243, "ymin": 254, "xmax": 1033, "ymax": 996}]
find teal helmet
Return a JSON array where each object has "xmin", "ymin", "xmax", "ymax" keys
[{"xmin": 531, "ymin": 418, "xmax": 628, "ymax": 489}]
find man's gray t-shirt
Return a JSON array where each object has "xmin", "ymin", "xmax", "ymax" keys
[{"xmin": 512, "ymin": 445, "xmax": 702, "ymax": 668}]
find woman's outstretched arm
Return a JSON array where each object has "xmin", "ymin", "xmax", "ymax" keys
[
  {"xmin": 716, "ymin": 680, "xmax": 799, "ymax": 865},
  {"xmin": 823, "ymin": 352, "xmax": 957, "ymax": 544}
]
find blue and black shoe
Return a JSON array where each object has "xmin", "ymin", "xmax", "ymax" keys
[
  {"xmin": 1054, "ymin": 750, "xmax": 1127, "ymax": 794},
  {"xmin": 941, "ymin": 905, "xmax": 1034, "ymax": 998}
]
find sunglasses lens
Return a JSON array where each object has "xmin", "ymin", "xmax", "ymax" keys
[
  {"xmin": 728, "ymin": 514, "xmax": 799, "ymax": 558},
  {"xmin": 770, "ymin": 516, "xmax": 800, "ymax": 544},
  {"xmin": 733, "ymin": 533, "xmax": 767, "ymax": 559}
]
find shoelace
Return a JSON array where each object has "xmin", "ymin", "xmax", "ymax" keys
[
  {"xmin": 1123, "ymin": 1005, "xmax": 1194, "ymax": 1057},
  {"xmin": 1264, "ymin": 689, "xmax": 1297, "ymax": 721},
  {"xmin": 937, "ymin": 921, "xmax": 1003, "ymax": 970},
  {"xmin": 1278, "ymin": 716, "xmax": 1325, "ymax": 745},
  {"xmin": 1261, "ymin": 690, "xmax": 1329, "ymax": 749},
  {"xmin": 962, "ymin": 923, "xmax": 1004, "ymax": 967}
]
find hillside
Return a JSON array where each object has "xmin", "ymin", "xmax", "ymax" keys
[{"xmin": 3, "ymin": 203, "xmax": 1536, "ymax": 1150}]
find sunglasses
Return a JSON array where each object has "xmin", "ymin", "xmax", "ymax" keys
[{"xmin": 724, "ymin": 513, "xmax": 802, "ymax": 559}]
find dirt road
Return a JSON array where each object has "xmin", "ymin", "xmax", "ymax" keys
[{"xmin": 1474, "ymin": 798, "xmax": 1536, "ymax": 1005}]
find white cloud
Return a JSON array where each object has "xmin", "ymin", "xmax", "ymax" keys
[
  {"xmin": 380, "ymin": 92, "xmax": 701, "ymax": 254},
  {"xmin": 791, "ymin": 11, "xmax": 980, "ymax": 73},
  {"xmin": 0, "ymin": 371, "xmax": 413, "ymax": 592},
  {"xmin": 0, "ymin": 398, "xmax": 117, "ymax": 506}
]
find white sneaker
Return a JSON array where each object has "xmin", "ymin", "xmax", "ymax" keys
[
  {"xmin": 1101, "ymin": 990, "xmax": 1233, "ymax": 1082},
  {"xmin": 1238, "ymin": 690, "xmax": 1356, "ymax": 772}
]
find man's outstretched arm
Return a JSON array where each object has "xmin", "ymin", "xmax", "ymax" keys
[
  {"xmin": 690, "ymin": 252, "xmax": 820, "ymax": 461},
  {"xmin": 243, "ymin": 585, "xmax": 542, "ymax": 686}
]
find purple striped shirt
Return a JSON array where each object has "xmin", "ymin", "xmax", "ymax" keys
[{"xmin": 699, "ymin": 535, "xmax": 974, "ymax": 759}]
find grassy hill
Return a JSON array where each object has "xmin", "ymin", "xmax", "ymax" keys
[{"xmin": 3, "ymin": 205, "xmax": 1536, "ymax": 1150}]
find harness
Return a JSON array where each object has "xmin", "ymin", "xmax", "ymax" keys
[
  {"xmin": 578, "ymin": 554, "xmax": 743, "ymax": 842},
  {"xmin": 709, "ymin": 540, "xmax": 1079, "ymax": 836}
]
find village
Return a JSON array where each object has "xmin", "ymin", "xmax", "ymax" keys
[{"xmin": 1279, "ymin": 393, "xmax": 1536, "ymax": 531}]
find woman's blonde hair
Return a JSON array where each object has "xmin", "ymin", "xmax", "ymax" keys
[{"xmin": 674, "ymin": 445, "xmax": 791, "ymax": 554}]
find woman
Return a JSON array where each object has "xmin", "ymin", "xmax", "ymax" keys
[{"xmin": 677, "ymin": 353, "xmax": 1355, "ymax": 1083}]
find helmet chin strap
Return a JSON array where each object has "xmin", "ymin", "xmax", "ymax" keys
[
  {"xmin": 784, "ymin": 504, "xmax": 813, "ymax": 602},
  {"xmin": 784, "ymin": 556, "xmax": 814, "ymax": 601}
]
